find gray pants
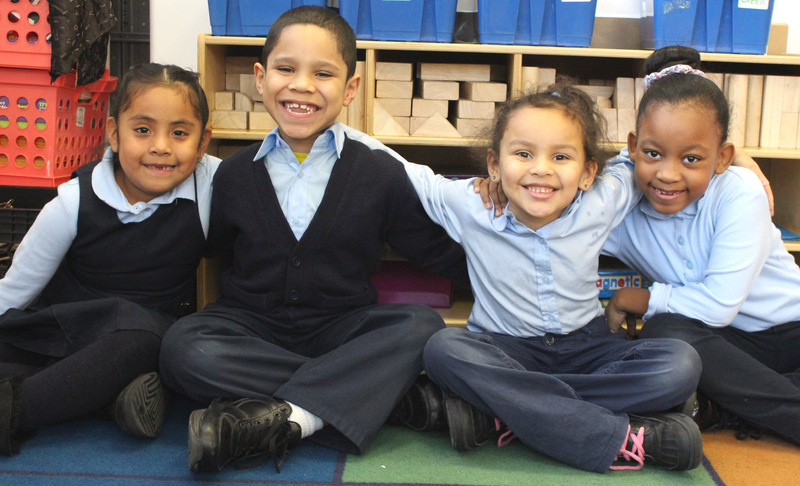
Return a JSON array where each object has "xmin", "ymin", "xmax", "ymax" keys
[{"xmin": 159, "ymin": 302, "xmax": 444, "ymax": 454}]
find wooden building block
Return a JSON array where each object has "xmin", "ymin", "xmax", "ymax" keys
[
  {"xmin": 211, "ymin": 110, "xmax": 248, "ymax": 130},
  {"xmin": 373, "ymin": 101, "xmax": 409, "ymax": 136},
  {"xmin": 782, "ymin": 76, "xmax": 800, "ymax": 114},
  {"xmin": 706, "ymin": 72, "xmax": 724, "ymax": 91},
  {"xmin": 575, "ymin": 85, "xmax": 614, "ymax": 101},
  {"xmin": 225, "ymin": 73, "xmax": 241, "ymax": 91},
  {"xmin": 249, "ymin": 112, "xmax": 277, "ymax": 131},
  {"xmin": 767, "ymin": 23, "xmax": 789, "ymax": 55},
  {"xmin": 394, "ymin": 116, "xmax": 411, "ymax": 134},
  {"xmin": 377, "ymin": 97, "xmax": 412, "ymax": 117},
  {"xmin": 460, "ymin": 82, "xmax": 507, "ymax": 102},
  {"xmin": 239, "ymin": 74, "xmax": 261, "ymax": 102},
  {"xmin": 760, "ymin": 75, "xmax": 784, "ymax": 148},
  {"xmin": 601, "ymin": 108, "xmax": 618, "ymax": 144},
  {"xmin": 614, "ymin": 77, "xmax": 635, "ymax": 110},
  {"xmin": 412, "ymin": 98, "xmax": 449, "ymax": 117},
  {"xmin": 215, "ymin": 91, "xmax": 235, "ymax": 111},
  {"xmin": 376, "ymin": 62, "xmax": 413, "ymax": 81},
  {"xmin": 796, "ymin": 112, "xmax": 800, "ymax": 149},
  {"xmin": 347, "ymin": 61, "xmax": 366, "ymax": 131},
  {"xmin": 634, "ymin": 78, "xmax": 645, "ymax": 110},
  {"xmin": 410, "ymin": 117, "xmax": 428, "ymax": 135},
  {"xmin": 596, "ymin": 97, "xmax": 612, "ymax": 109},
  {"xmin": 235, "ymin": 92, "xmax": 253, "ymax": 112},
  {"xmin": 376, "ymin": 80, "xmax": 413, "ymax": 99},
  {"xmin": 538, "ymin": 68, "xmax": 556, "ymax": 87},
  {"xmin": 452, "ymin": 99, "xmax": 495, "ymax": 119},
  {"xmin": 521, "ymin": 66, "xmax": 539, "ymax": 94},
  {"xmin": 745, "ymin": 75, "xmax": 764, "ymax": 147},
  {"xmin": 617, "ymin": 109, "xmax": 636, "ymax": 143},
  {"xmin": 725, "ymin": 74, "xmax": 749, "ymax": 148},
  {"xmin": 418, "ymin": 80, "xmax": 459, "ymax": 100},
  {"xmin": 417, "ymin": 63, "xmax": 491, "ymax": 82},
  {"xmin": 253, "ymin": 102, "xmax": 267, "ymax": 112},
  {"xmin": 453, "ymin": 118, "xmax": 490, "ymax": 137},
  {"xmin": 411, "ymin": 112, "xmax": 461, "ymax": 138},
  {"xmin": 225, "ymin": 56, "xmax": 257, "ymax": 74},
  {"xmin": 779, "ymin": 112, "xmax": 798, "ymax": 149}
]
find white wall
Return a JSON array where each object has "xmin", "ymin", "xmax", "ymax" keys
[{"xmin": 151, "ymin": 0, "xmax": 800, "ymax": 71}]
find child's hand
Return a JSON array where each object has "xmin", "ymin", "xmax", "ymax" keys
[
  {"xmin": 473, "ymin": 177, "xmax": 507, "ymax": 217},
  {"xmin": 733, "ymin": 148, "xmax": 774, "ymax": 216},
  {"xmin": 604, "ymin": 294, "xmax": 630, "ymax": 335},
  {"xmin": 604, "ymin": 288, "xmax": 649, "ymax": 340}
]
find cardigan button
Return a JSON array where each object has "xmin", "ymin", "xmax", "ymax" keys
[
  {"xmin": 291, "ymin": 256, "xmax": 301, "ymax": 267},
  {"xmin": 288, "ymin": 290, "xmax": 300, "ymax": 301}
]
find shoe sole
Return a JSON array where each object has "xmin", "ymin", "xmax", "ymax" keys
[
  {"xmin": 188, "ymin": 409, "xmax": 212, "ymax": 473},
  {"xmin": 114, "ymin": 372, "xmax": 167, "ymax": 438},
  {"xmin": 668, "ymin": 414, "xmax": 703, "ymax": 471},
  {"xmin": 445, "ymin": 394, "xmax": 478, "ymax": 452}
]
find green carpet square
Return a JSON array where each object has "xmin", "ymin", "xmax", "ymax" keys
[{"xmin": 343, "ymin": 426, "xmax": 717, "ymax": 486}]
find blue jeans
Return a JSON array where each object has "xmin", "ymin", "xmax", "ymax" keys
[{"xmin": 423, "ymin": 317, "xmax": 701, "ymax": 473}]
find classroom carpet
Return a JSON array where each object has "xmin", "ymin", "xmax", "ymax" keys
[{"xmin": 0, "ymin": 398, "xmax": 796, "ymax": 486}]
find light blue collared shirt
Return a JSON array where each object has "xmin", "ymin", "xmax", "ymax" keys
[
  {"xmin": 253, "ymin": 123, "xmax": 408, "ymax": 240},
  {"xmin": 254, "ymin": 125, "xmax": 342, "ymax": 240},
  {"xmin": 402, "ymin": 158, "xmax": 639, "ymax": 337},
  {"xmin": 0, "ymin": 147, "xmax": 220, "ymax": 313},
  {"xmin": 603, "ymin": 151, "xmax": 800, "ymax": 332}
]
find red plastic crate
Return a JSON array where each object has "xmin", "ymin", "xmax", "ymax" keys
[
  {"xmin": 0, "ymin": 67, "xmax": 117, "ymax": 187},
  {"xmin": 0, "ymin": 0, "xmax": 51, "ymax": 70}
]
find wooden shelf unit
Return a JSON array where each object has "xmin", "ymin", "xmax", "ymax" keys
[{"xmin": 198, "ymin": 34, "xmax": 800, "ymax": 325}]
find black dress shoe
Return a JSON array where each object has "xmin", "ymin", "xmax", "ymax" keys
[
  {"xmin": 388, "ymin": 374, "xmax": 447, "ymax": 431},
  {"xmin": 444, "ymin": 392, "xmax": 497, "ymax": 451}
]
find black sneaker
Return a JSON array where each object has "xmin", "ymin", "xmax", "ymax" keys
[
  {"xmin": 613, "ymin": 413, "xmax": 703, "ymax": 471},
  {"xmin": 694, "ymin": 392, "xmax": 761, "ymax": 440},
  {"xmin": 388, "ymin": 374, "xmax": 447, "ymax": 431},
  {"xmin": 113, "ymin": 372, "xmax": 167, "ymax": 438},
  {"xmin": 445, "ymin": 393, "xmax": 498, "ymax": 451},
  {"xmin": 188, "ymin": 397, "xmax": 301, "ymax": 473}
]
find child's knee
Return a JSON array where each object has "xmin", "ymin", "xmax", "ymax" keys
[{"xmin": 662, "ymin": 339, "xmax": 702, "ymax": 396}]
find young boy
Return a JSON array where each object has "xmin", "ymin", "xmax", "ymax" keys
[{"xmin": 159, "ymin": 6, "xmax": 467, "ymax": 473}]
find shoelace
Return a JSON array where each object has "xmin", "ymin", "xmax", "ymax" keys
[
  {"xmin": 494, "ymin": 418, "xmax": 517, "ymax": 447},
  {"xmin": 610, "ymin": 425, "xmax": 645, "ymax": 471},
  {"xmin": 232, "ymin": 420, "xmax": 293, "ymax": 472}
]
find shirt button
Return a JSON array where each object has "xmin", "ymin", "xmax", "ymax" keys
[
  {"xmin": 678, "ymin": 236, "xmax": 685, "ymax": 245},
  {"xmin": 291, "ymin": 256, "xmax": 301, "ymax": 267},
  {"xmin": 297, "ymin": 172, "xmax": 304, "ymax": 179},
  {"xmin": 686, "ymin": 261, "xmax": 694, "ymax": 270},
  {"xmin": 544, "ymin": 335, "xmax": 555, "ymax": 346},
  {"xmin": 288, "ymin": 290, "xmax": 300, "ymax": 301}
]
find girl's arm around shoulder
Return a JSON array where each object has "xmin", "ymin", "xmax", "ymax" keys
[
  {"xmin": 401, "ymin": 160, "xmax": 480, "ymax": 240},
  {"xmin": 0, "ymin": 180, "xmax": 79, "ymax": 313},
  {"xmin": 588, "ymin": 150, "xmax": 641, "ymax": 224}
]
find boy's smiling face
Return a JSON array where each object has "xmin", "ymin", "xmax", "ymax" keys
[{"xmin": 255, "ymin": 23, "xmax": 360, "ymax": 154}]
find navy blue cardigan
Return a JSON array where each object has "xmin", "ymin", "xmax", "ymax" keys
[{"xmin": 207, "ymin": 137, "xmax": 467, "ymax": 319}]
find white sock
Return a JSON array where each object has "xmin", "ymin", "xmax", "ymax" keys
[{"xmin": 285, "ymin": 401, "xmax": 324, "ymax": 439}]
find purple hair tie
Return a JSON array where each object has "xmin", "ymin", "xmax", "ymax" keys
[{"xmin": 644, "ymin": 64, "xmax": 707, "ymax": 90}]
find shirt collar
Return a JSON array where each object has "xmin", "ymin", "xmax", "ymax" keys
[
  {"xmin": 253, "ymin": 123, "xmax": 345, "ymax": 162},
  {"xmin": 92, "ymin": 147, "xmax": 196, "ymax": 212}
]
